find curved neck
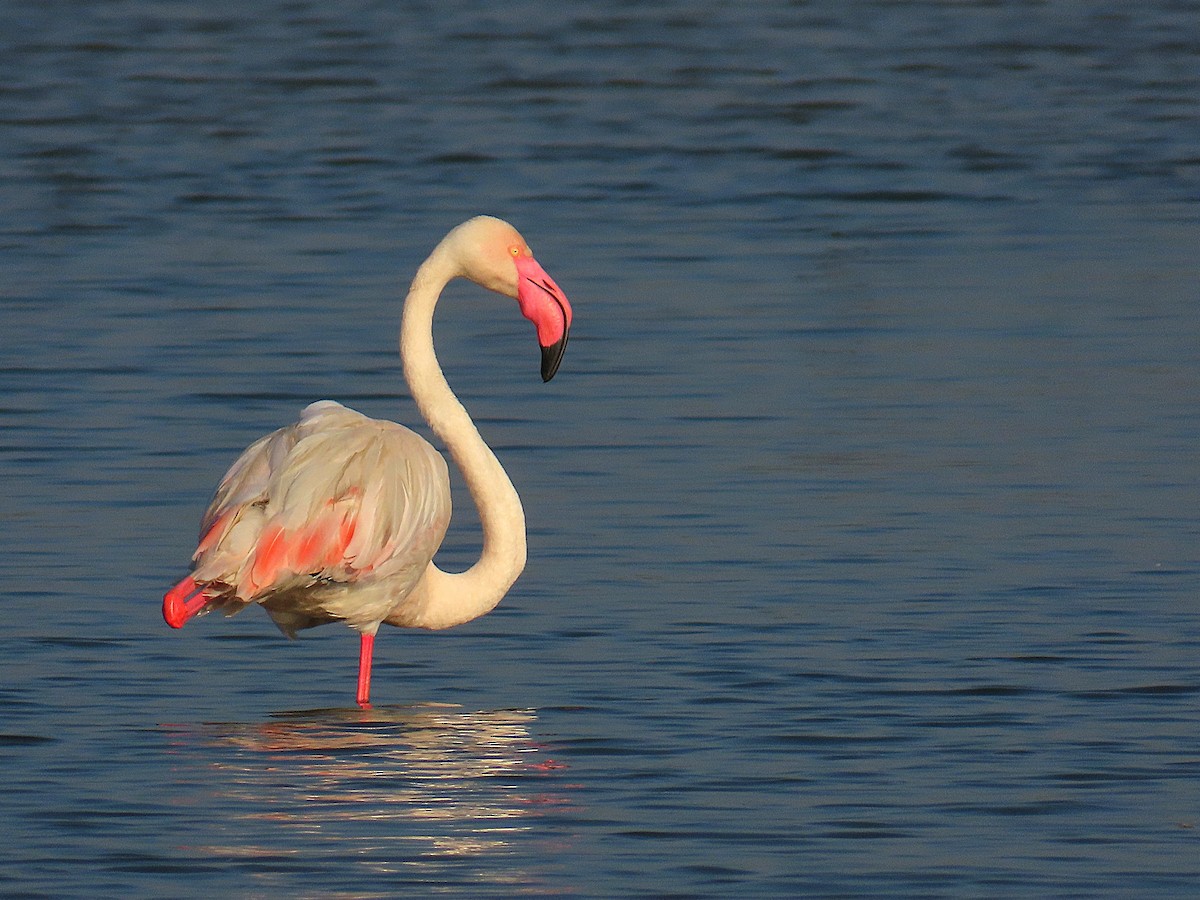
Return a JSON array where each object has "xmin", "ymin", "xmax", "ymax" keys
[{"xmin": 397, "ymin": 245, "xmax": 527, "ymax": 629}]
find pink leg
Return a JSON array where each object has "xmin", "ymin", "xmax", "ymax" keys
[
  {"xmin": 356, "ymin": 632, "xmax": 375, "ymax": 709},
  {"xmin": 163, "ymin": 576, "xmax": 210, "ymax": 629}
]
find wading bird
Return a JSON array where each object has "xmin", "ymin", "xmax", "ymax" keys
[{"xmin": 163, "ymin": 216, "xmax": 573, "ymax": 707}]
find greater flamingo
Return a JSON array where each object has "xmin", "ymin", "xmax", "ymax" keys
[{"xmin": 163, "ymin": 216, "xmax": 573, "ymax": 707}]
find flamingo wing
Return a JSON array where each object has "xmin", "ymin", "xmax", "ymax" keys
[{"xmin": 189, "ymin": 400, "xmax": 451, "ymax": 622}]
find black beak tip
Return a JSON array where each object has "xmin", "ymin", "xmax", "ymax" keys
[{"xmin": 540, "ymin": 332, "xmax": 569, "ymax": 382}]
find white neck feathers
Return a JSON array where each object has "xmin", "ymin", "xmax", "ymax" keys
[{"xmin": 390, "ymin": 242, "xmax": 527, "ymax": 630}]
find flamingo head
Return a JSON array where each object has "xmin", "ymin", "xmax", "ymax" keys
[{"xmin": 452, "ymin": 216, "xmax": 574, "ymax": 382}]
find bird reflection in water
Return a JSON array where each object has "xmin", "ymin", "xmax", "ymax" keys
[{"xmin": 161, "ymin": 704, "xmax": 574, "ymax": 889}]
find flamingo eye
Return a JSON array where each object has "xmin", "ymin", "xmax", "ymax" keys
[{"xmin": 509, "ymin": 245, "xmax": 521, "ymax": 257}]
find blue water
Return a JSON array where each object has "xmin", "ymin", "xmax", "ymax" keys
[{"xmin": 2, "ymin": 1, "xmax": 1198, "ymax": 896}]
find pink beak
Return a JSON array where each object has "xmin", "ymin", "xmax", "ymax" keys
[{"xmin": 515, "ymin": 255, "xmax": 573, "ymax": 382}]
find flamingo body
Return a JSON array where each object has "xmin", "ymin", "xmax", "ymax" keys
[
  {"xmin": 163, "ymin": 216, "xmax": 573, "ymax": 707},
  {"xmin": 176, "ymin": 400, "xmax": 451, "ymax": 636}
]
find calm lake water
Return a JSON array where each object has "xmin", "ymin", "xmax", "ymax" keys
[{"xmin": 2, "ymin": 1, "xmax": 1198, "ymax": 896}]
